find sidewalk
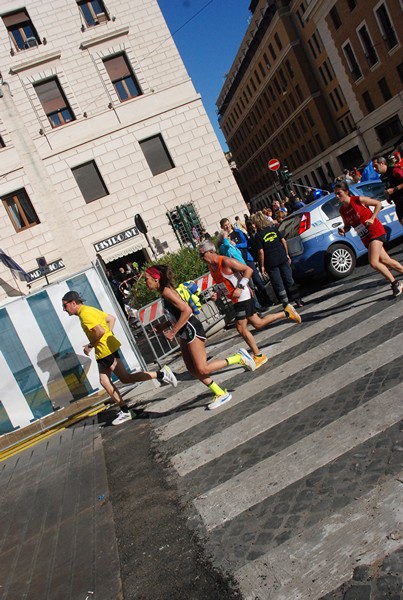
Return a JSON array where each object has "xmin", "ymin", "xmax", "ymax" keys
[{"xmin": 0, "ymin": 325, "xmax": 244, "ymax": 600}]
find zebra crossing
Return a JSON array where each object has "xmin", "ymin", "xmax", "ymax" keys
[{"xmin": 143, "ymin": 269, "xmax": 403, "ymax": 600}]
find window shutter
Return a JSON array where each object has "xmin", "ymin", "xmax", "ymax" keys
[
  {"xmin": 104, "ymin": 55, "xmax": 130, "ymax": 80},
  {"xmin": 2, "ymin": 10, "xmax": 29, "ymax": 27},
  {"xmin": 35, "ymin": 80, "xmax": 64, "ymax": 113}
]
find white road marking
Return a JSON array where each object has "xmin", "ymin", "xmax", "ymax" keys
[
  {"xmin": 172, "ymin": 329, "xmax": 403, "ymax": 476},
  {"xmin": 194, "ymin": 381, "xmax": 403, "ymax": 530},
  {"xmin": 235, "ymin": 474, "xmax": 403, "ymax": 600}
]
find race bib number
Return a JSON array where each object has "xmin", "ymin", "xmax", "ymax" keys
[
  {"xmin": 216, "ymin": 282, "xmax": 230, "ymax": 297},
  {"xmin": 354, "ymin": 223, "xmax": 369, "ymax": 238}
]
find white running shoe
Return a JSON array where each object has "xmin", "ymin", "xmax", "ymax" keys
[
  {"xmin": 161, "ymin": 365, "xmax": 178, "ymax": 387},
  {"xmin": 112, "ymin": 410, "xmax": 132, "ymax": 426},
  {"xmin": 238, "ymin": 348, "xmax": 256, "ymax": 371},
  {"xmin": 208, "ymin": 390, "xmax": 232, "ymax": 410}
]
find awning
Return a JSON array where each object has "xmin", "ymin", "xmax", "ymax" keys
[{"xmin": 97, "ymin": 237, "xmax": 146, "ymax": 263}]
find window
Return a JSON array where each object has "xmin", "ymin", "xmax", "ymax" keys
[
  {"xmin": 329, "ymin": 6, "xmax": 341, "ymax": 30},
  {"xmin": 319, "ymin": 65, "xmax": 327, "ymax": 86},
  {"xmin": 140, "ymin": 135, "xmax": 174, "ymax": 176},
  {"xmin": 0, "ymin": 136, "xmax": 5, "ymax": 148},
  {"xmin": 295, "ymin": 84, "xmax": 304, "ymax": 102},
  {"xmin": 299, "ymin": 115, "xmax": 307, "ymax": 133},
  {"xmin": 398, "ymin": 63, "xmax": 403, "ymax": 84},
  {"xmin": 324, "ymin": 60, "xmax": 334, "ymax": 82},
  {"xmin": 2, "ymin": 9, "xmax": 41, "ymax": 52},
  {"xmin": 378, "ymin": 77, "xmax": 392, "ymax": 101},
  {"xmin": 72, "ymin": 161, "xmax": 108, "ymax": 203},
  {"xmin": 269, "ymin": 43, "xmax": 276, "ymax": 61},
  {"xmin": 375, "ymin": 3, "xmax": 398, "ymax": 51},
  {"xmin": 285, "ymin": 60, "xmax": 294, "ymax": 78},
  {"xmin": 375, "ymin": 116, "xmax": 403, "ymax": 146},
  {"xmin": 362, "ymin": 91, "xmax": 375, "ymax": 112},
  {"xmin": 274, "ymin": 33, "xmax": 282, "ymax": 51},
  {"xmin": 305, "ymin": 108, "xmax": 315, "ymax": 127},
  {"xmin": 308, "ymin": 40, "xmax": 317, "ymax": 59},
  {"xmin": 358, "ymin": 24, "xmax": 378, "ymax": 67},
  {"xmin": 34, "ymin": 78, "xmax": 75, "ymax": 128},
  {"xmin": 329, "ymin": 91, "xmax": 338, "ymax": 111},
  {"xmin": 334, "ymin": 87, "xmax": 345, "ymax": 108},
  {"xmin": 77, "ymin": 0, "xmax": 109, "ymax": 27},
  {"xmin": 313, "ymin": 32, "xmax": 322, "ymax": 54},
  {"xmin": 346, "ymin": 0, "xmax": 356, "ymax": 9},
  {"xmin": 1, "ymin": 189, "xmax": 39, "ymax": 231},
  {"xmin": 342, "ymin": 42, "xmax": 362, "ymax": 81},
  {"xmin": 103, "ymin": 54, "xmax": 142, "ymax": 102}
]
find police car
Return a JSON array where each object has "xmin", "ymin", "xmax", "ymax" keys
[{"xmin": 278, "ymin": 181, "xmax": 402, "ymax": 279}]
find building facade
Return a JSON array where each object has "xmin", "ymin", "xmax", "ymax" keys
[
  {"xmin": 217, "ymin": 0, "xmax": 403, "ymax": 208},
  {"xmin": 0, "ymin": 0, "xmax": 246, "ymax": 301}
]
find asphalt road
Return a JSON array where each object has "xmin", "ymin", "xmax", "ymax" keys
[
  {"xmin": 105, "ymin": 245, "xmax": 403, "ymax": 600},
  {"xmin": 1, "ymin": 247, "xmax": 402, "ymax": 600}
]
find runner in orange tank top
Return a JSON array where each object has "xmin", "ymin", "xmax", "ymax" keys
[{"xmin": 198, "ymin": 240, "xmax": 302, "ymax": 369}]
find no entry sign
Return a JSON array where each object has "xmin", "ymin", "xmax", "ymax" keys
[{"xmin": 268, "ymin": 158, "xmax": 280, "ymax": 171}]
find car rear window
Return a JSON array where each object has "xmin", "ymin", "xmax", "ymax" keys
[
  {"xmin": 278, "ymin": 214, "xmax": 303, "ymax": 239},
  {"xmin": 321, "ymin": 196, "xmax": 340, "ymax": 220},
  {"xmin": 356, "ymin": 182, "xmax": 386, "ymax": 199}
]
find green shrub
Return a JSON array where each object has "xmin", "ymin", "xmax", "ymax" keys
[{"xmin": 129, "ymin": 246, "xmax": 210, "ymax": 308}]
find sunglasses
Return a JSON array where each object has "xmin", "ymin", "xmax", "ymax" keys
[
  {"xmin": 199, "ymin": 250, "xmax": 209, "ymax": 258},
  {"xmin": 62, "ymin": 301, "xmax": 73, "ymax": 308}
]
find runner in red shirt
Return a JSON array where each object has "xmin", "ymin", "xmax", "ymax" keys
[{"xmin": 335, "ymin": 181, "xmax": 403, "ymax": 297}]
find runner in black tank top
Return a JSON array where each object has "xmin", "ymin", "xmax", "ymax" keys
[{"xmin": 144, "ymin": 265, "xmax": 256, "ymax": 410}]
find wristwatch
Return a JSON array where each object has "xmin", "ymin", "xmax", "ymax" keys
[{"xmin": 237, "ymin": 283, "xmax": 245, "ymax": 289}]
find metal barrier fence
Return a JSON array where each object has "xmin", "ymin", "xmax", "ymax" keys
[{"xmin": 132, "ymin": 272, "xmax": 235, "ymax": 367}]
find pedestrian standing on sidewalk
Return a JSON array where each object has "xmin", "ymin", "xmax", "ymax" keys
[
  {"xmin": 252, "ymin": 213, "xmax": 304, "ymax": 309},
  {"xmin": 198, "ymin": 241, "xmax": 302, "ymax": 370},
  {"xmin": 144, "ymin": 266, "xmax": 256, "ymax": 410},
  {"xmin": 62, "ymin": 291, "xmax": 177, "ymax": 425},
  {"xmin": 335, "ymin": 181, "xmax": 403, "ymax": 297}
]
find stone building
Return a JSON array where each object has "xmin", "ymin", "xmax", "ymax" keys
[
  {"xmin": 217, "ymin": 0, "xmax": 403, "ymax": 208},
  {"xmin": 0, "ymin": 0, "xmax": 246, "ymax": 300}
]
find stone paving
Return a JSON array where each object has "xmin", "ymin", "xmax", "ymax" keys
[{"xmin": 1, "ymin": 257, "xmax": 402, "ymax": 599}]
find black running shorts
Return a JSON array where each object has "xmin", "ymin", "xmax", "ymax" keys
[
  {"xmin": 178, "ymin": 315, "xmax": 207, "ymax": 344},
  {"xmin": 96, "ymin": 350, "xmax": 121, "ymax": 369},
  {"xmin": 234, "ymin": 298, "xmax": 256, "ymax": 320}
]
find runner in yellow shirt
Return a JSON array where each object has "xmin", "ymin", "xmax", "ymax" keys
[{"xmin": 62, "ymin": 291, "xmax": 177, "ymax": 425}]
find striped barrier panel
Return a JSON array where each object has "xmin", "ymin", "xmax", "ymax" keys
[{"xmin": 138, "ymin": 272, "xmax": 215, "ymax": 325}]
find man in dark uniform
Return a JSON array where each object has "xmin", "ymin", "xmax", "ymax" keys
[{"xmin": 373, "ymin": 156, "xmax": 403, "ymax": 226}]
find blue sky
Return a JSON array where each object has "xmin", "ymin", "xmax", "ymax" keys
[{"xmin": 157, "ymin": 0, "xmax": 250, "ymax": 151}]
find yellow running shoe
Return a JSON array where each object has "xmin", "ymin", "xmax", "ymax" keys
[{"xmin": 254, "ymin": 354, "xmax": 268, "ymax": 369}]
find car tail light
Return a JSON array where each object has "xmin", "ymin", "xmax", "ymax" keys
[{"xmin": 298, "ymin": 212, "xmax": 311, "ymax": 234}]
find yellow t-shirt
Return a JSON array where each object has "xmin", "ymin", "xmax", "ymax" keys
[{"xmin": 78, "ymin": 305, "xmax": 121, "ymax": 360}]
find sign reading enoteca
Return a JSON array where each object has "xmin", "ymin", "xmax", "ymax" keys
[{"xmin": 93, "ymin": 227, "xmax": 140, "ymax": 252}]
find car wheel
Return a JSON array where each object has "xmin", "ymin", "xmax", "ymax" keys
[{"xmin": 325, "ymin": 244, "xmax": 356, "ymax": 279}]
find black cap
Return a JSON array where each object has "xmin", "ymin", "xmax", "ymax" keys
[{"xmin": 62, "ymin": 290, "xmax": 85, "ymax": 303}]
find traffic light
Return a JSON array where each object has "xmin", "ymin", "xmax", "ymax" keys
[
  {"xmin": 278, "ymin": 166, "xmax": 293, "ymax": 196},
  {"xmin": 181, "ymin": 203, "xmax": 199, "ymax": 227}
]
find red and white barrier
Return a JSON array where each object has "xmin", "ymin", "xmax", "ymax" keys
[{"xmin": 138, "ymin": 272, "xmax": 215, "ymax": 325}]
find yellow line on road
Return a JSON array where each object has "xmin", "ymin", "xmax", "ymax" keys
[{"xmin": 0, "ymin": 405, "xmax": 107, "ymax": 462}]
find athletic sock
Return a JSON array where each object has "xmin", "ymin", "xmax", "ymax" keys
[
  {"xmin": 225, "ymin": 353, "xmax": 241, "ymax": 366},
  {"xmin": 207, "ymin": 381, "xmax": 226, "ymax": 397},
  {"xmin": 254, "ymin": 353, "xmax": 263, "ymax": 358},
  {"xmin": 121, "ymin": 405, "xmax": 129, "ymax": 413},
  {"xmin": 156, "ymin": 371, "xmax": 164, "ymax": 380}
]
